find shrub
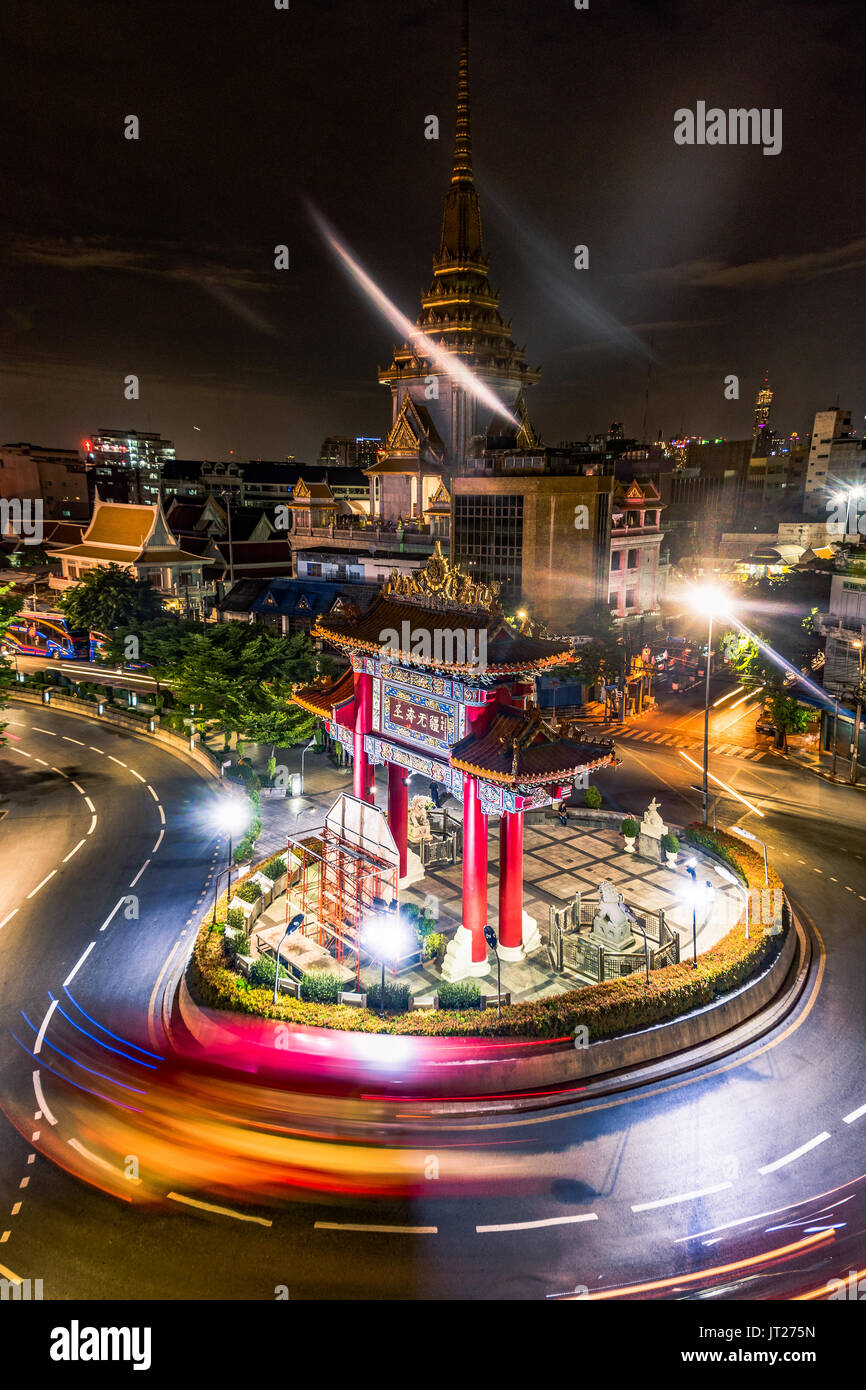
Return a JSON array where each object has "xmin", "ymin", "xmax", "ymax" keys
[
  {"xmin": 234, "ymin": 880, "xmax": 262, "ymax": 904},
  {"xmin": 233, "ymin": 839, "xmax": 254, "ymax": 865},
  {"xmin": 226, "ymin": 907, "xmax": 245, "ymax": 931},
  {"xmin": 224, "ymin": 930, "xmax": 250, "ymax": 963},
  {"xmin": 438, "ymin": 979, "xmax": 481, "ymax": 1010},
  {"xmin": 621, "ymin": 817, "xmax": 639, "ymax": 838},
  {"xmin": 661, "ymin": 833, "xmax": 679, "ymax": 855},
  {"xmin": 261, "ymin": 856, "xmax": 287, "ymax": 880},
  {"xmin": 400, "ymin": 902, "xmax": 421, "ymax": 924},
  {"xmin": 425, "ymin": 932, "xmax": 446, "ymax": 966},
  {"xmin": 249, "ymin": 956, "xmax": 278, "ymax": 988},
  {"xmin": 584, "ymin": 785, "xmax": 603, "ymax": 809},
  {"xmin": 300, "ymin": 971, "xmax": 343, "ymax": 1004},
  {"xmin": 366, "ymin": 979, "xmax": 411, "ymax": 1013}
]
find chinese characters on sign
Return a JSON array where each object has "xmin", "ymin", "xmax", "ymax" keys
[{"xmin": 387, "ymin": 695, "xmax": 447, "ymax": 738}]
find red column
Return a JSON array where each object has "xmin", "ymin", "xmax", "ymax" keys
[
  {"xmin": 352, "ymin": 670, "xmax": 374, "ymax": 805},
  {"xmin": 462, "ymin": 772, "xmax": 488, "ymax": 963},
  {"xmin": 387, "ymin": 763, "xmax": 409, "ymax": 878},
  {"xmin": 498, "ymin": 810, "xmax": 524, "ymax": 952}
]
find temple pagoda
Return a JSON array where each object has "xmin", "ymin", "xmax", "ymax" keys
[{"xmin": 293, "ymin": 546, "xmax": 615, "ymax": 981}]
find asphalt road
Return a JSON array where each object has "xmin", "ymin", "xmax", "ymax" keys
[{"xmin": 1, "ymin": 690, "xmax": 865, "ymax": 1301}]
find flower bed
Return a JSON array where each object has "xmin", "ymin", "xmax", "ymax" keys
[{"xmin": 191, "ymin": 825, "xmax": 786, "ymax": 1040}]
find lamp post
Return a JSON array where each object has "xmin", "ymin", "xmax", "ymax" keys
[
  {"xmin": 621, "ymin": 904, "xmax": 651, "ymax": 984},
  {"xmin": 299, "ymin": 736, "xmax": 317, "ymax": 795},
  {"xmin": 684, "ymin": 860, "xmax": 714, "ymax": 968},
  {"xmin": 483, "ymin": 923, "xmax": 501, "ymax": 1014},
  {"xmin": 730, "ymin": 825, "xmax": 769, "ymax": 885},
  {"xmin": 273, "ymin": 912, "xmax": 304, "ymax": 1003},
  {"xmin": 211, "ymin": 798, "xmax": 251, "ymax": 924},
  {"xmin": 687, "ymin": 585, "xmax": 735, "ymax": 826},
  {"xmin": 366, "ymin": 896, "xmax": 400, "ymax": 1016}
]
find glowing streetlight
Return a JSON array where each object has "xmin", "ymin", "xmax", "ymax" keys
[
  {"xmin": 211, "ymin": 798, "xmax": 251, "ymax": 924},
  {"xmin": 687, "ymin": 585, "xmax": 737, "ymax": 824},
  {"xmin": 364, "ymin": 896, "xmax": 403, "ymax": 1016},
  {"xmin": 682, "ymin": 860, "xmax": 714, "ymax": 968}
]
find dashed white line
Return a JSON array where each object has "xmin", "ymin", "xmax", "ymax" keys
[
  {"xmin": 843, "ymin": 1102, "xmax": 866, "ymax": 1125},
  {"xmin": 33, "ymin": 1071, "xmax": 57, "ymax": 1125},
  {"xmin": 107, "ymin": 756, "xmax": 127, "ymax": 768},
  {"xmin": 314, "ymin": 1221, "xmax": 437, "ymax": 1235},
  {"xmin": 99, "ymin": 899, "xmax": 125, "ymax": 933},
  {"xmin": 158, "ymin": 804, "xmax": 165, "ymax": 825},
  {"xmin": 33, "ymin": 757, "xmax": 49, "ymax": 767},
  {"xmin": 631, "ymin": 1182, "xmax": 733, "ymax": 1213},
  {"xmin": 62, "ymin": 839, "xmax": 86, "ymax": 863},
  {"xmin": 129, "ymin": 769, "xmax": 145, "ymax": 783},
  {"xmin": 0, "ymin": 910, "xmax": 19, "ymax": 931},
  {"xmin": 32, "ymin": 726, "xmax": 56, "ymax": 735},
  {"xmin": 70, "ymin": 781, "xmax": 85, "ymax": 794},
  {"xmin": 146, "ymin": 784, "xmax": 159, "ymax": 803},
  {"xmin": 84, "ymin": 796, "xmax": 96, "ymax": 813},
  {"xmin": 87, "ymin": 815, "xmax": 97, "ymax": 835},
  {"xmin": 63, "ymin": 940, "xmax": 96, "ymax": 987},
  {"xmin": 152, "ymin": 829, "xmax": 165, "ymax": 854},
  {"xmin": 33, "ymin": 1000, "xmax": 59, "ymax": 1056},
  {"xmin": 10, "ymin": 748, "xmax": 31, "ymax": 758},
  {"xmin": 758, "ymin": 1133, "xmax": 831, "ymax": 1176},
  {"xmin": 26, "ymin": 870, "xmax": 57, "ymax": 900},
  {"xmin": 477, "ymin": 1213, "xmax": 598, "ymax": 1233},
  {"xmin": 129, "ymin": 860, "xmax": 150, "ymax": 888},
  {"xmin": 62, "ymin": 736, "xmax": 85, "ymax": 746},
  {"xmin": 167, "ymin": 1192, "xmax": 272, "ymax": 1226},
  {"xmin": 88, "ymin": 746, "xmax": 104, "ymax": 756}
]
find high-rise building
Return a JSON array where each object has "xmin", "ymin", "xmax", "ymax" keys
[
  {"xmin": 369, "ymin": 1, "xmax": 541, "ymax": 518},
  {"xmin": 83, "ymin": 429, "xmax": 176, "ymax": 505},
  {"xmin": 803, "ymin": 407, "xmax": 864, "ymax": 518},
  {"xmin": 752, "ymin": 375, "xmax": 774, "ymax": 456},
  {"xmin": 0, "ymin": 442, "xmax": 89, "ymax": 520}
]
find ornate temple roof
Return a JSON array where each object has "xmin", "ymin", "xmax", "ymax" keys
[
  {"xmin": 310, "ymin": 544, "xmax": 572, "ymax": 676},
  {"xmin": 378, "ymin": 1, "xmax": 540, "ymax": 396},
  {"xmin": 293, "ymin": 666, "xmax": 357, "ymax": 719},
  {"xmin": 450, "ymin": 706, "xmax": 615, "ymax": 787}
]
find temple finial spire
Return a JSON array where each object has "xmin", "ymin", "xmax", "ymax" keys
[{"xmin": 451, "ymin": 0, "xmax": 472, "ymax": 185}]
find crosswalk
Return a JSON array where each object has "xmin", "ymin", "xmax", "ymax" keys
[{"xmin": 615, "ymin": 728, "xmax": 767, "ymax": 762}]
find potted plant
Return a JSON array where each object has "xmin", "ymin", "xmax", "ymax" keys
[
  {"xmin": 661, "ymin": 831, "xmax": 679, "ymax": 866},
  {"xmin": 621, "ymin": 816, "xmax": 639, "ymax": 852}
]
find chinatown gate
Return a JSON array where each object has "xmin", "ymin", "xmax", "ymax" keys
[{"xmin": 293, "ymin": 547, "xmax": 615, "ymax": 982}]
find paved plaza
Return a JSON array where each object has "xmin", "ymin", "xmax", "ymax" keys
[{"xmin": 245, "ymin": 746, "xmax": 743, "ymax": 1002}]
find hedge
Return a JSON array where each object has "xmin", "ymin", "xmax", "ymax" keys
[{"xmin": 190, "ymin": 826, "xmax": 787, "ymax": 1039}]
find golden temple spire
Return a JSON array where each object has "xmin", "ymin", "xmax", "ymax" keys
[
  {"xmin": 437, "ymin": 0, "xmax": 485, "ymax": 267},
  {"xmin": 452, "ymin": 0, "xmax": 472, "ymax": 185}
]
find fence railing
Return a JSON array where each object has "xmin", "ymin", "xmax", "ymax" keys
[
  {"xmin": 417, "ymin": 809, "xmax": 463, "ymax": 868},
  {"xmin": 546, "ymin": 891, "xmax": 680, "ymax": 982}
]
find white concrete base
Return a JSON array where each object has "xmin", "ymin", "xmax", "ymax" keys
[
  {"xmin": 441, "ymin": 925, "xmax": 491, "ymax": 982},
  {"xmin": 496, "ymin": 911, "xmax": 543, "ymax": 962},
  {"xmin": 398, "ymin": 847, "xmax": 425, "ymax": 891}
]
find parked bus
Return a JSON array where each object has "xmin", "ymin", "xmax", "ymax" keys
[{"xmin": 2, "ymin": 610, "xmax": 104, "ymax": 662}]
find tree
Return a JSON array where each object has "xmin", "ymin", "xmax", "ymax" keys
[
  {"xmin": 60, "ymin": 564, "xmax": 164, "ymax": 634},
  {"xmin": 0, "ymin": 582, "xmax": 20, "ymax": 747},
  {"xmin": 765, "ymin": 693, "xmax": 812, "ymax": 752}
]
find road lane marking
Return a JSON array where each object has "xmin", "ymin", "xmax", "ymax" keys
[
  {"xmin": 314, "ymin": 1221, "xmax": 437, "ymax": 1235},
  {"xmin": 63, "ymin": 941, "xmax": 96, "ymax": 987},
  {"xmin": 758, "ymin": 1133, "xmax": 831, "ymax": 1176},
  {"xmin": 71, "ymin": 781, "xmax": 85, "ymax": 793},
  {"xmin": 87, "ymin": 815, "xmax": 97, "ymax": 835},
  {"xmin": 33, "ymin": 1071, "xmax": 57, "ymax": 1125},
  {"xmin": 27, "ymin": 870, "xmax": 57, "ymax": 899},
  {"xmin": 158, "ymin": 804, "xmax": 165, "ymax": 824},
  {"xmin": 108, "ymin": 756, "xmax": 127, "ymax": 767},
  {"xmin": 0, "ymin": 910, "xmax": 19, "ymax": 930},
  {"xmin": 167, "ymin": 1192, "xmax": 272, "ymax": 1226},
  {"xmin": 152, "ymin": 829, "xmax": 164, "ymax": 854},
  {"xmin": 843, "ymin": 1103, "xmax": 866, "ymax": 1125},
  {"xmin": 34, "ymin": 757, "xmax": 49, "ymax": 766},
  {"xmin": 68, "ymin": 1137, "xmax": 141, "ymax": 1184},
  {"xmin": 129, "ymin": 860, "xmax": 150, "ymax": 888},
  {"xmin": 33, "ymin": 1000, "xmax": 59, "ymax": 1055},
  {"xmin": 88, "ymin": 746, "xmax": 104, "ymax": 755},
  {"xmin": 84, "ymin": 796, "xmax": 96, "ymax": 813},
  {"xmin": 631, "ymin": 1182, "xmax": 732, "ymax": 1213},
  {"xmin": 63, "ymin": 839, "xmax": 86, "ymax": 862},
  {"xmin": 62, "ymin": 736, "xmax": 85, "ymax": 746},
  {"xmin": 10, "ymin": 748, "xmax": 31, "ymax": 758},
  {"xmin": 146, "ymin": 784, "xmax": 159, "ymax": 802},
  {"xmin": 129, "ymin": 769, "xmax": 145, "ymax": 782},
  {"xmin": 99, "ymin": 899, "xmax": 125, "ymax": 933},
  {"xmin": 477, "ymin": 1213, "xmax": 598, "ymax": 1233}
]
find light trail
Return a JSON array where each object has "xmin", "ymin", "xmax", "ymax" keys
[
  {"xmin": 678, "ymin": 750, "xmax": 765, "ymax": 818},
  {"xmin": 712, "ymin": 685, "xmax": 745, "ymax": 707},
  {"xmin": 730, "ymin": 683, "xmax": 764, "ymax": 710},
  {"xmin": 308, "ymin": 203, "xmax": 519, "ymax": 429}
]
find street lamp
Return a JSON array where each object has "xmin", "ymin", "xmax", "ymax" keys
[
  {"xmin": 483, "ymin": 923, "xmax": 501, "ymax": 1014},
  {"xmin": 299, "ymin": 736, "xmax": 317, "ymax": 795},
  {"xmin": 687, "ymin": 585, "xmax": 736, "ymax": 826},
  {"xmin": 730, "ymin": 825, "xmax": 769, "ymax": 886},
  {"xmin": 211, "ymin": 797, "xmax": 251, "ymax": 924},
  {"xmin": 683, "ymin": 859, "xmax": 714, "ymax": 968},
  {"xmin": 364, "ymin": 896, "xmax": 401, "ymax": 1016},
  {"xmin": 273, "ymin": 913, "xmax": 304, "ymax": 1003}
]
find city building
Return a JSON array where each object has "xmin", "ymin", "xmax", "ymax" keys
[
  {"xmin": 608, "ymin": 480, "xmax": 665, "ymax": 620},
  {"xmin": 803, "ymin": 407, "xmax": 865, "ymax": 518},
  {"xmin": 752, "ymin": 375, "xmax": 774, "ymax": 456},
  {"xmin": 83, "ymin": 430, "xmax": 176, "ymax": 506},
  {"xmin": 0, "ymin": 442, "xmax": 89, "ymax": 521},
  {"xmin": 317, "ymin": 436, "xmax": 383, "ymax": 470},
  {"xmin": 816, "ymin": 568, "xmax": 866, "ymax": 695}
]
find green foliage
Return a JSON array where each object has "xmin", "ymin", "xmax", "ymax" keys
[
  {"xmin": 366, "ymin": 979, "xmax": 411, "ymax": 1013},
  {"xmin": 249, "ymin": 956, "xmax": 278, "ymax": 988},
  {"xmin": 224, "ymin": 928, "xmax": 250, "ymax": 962},
  {"xmin": 261, "ymin": 855, "xmax": 287, "ymax": 880},
  {"xmin": 767, "ymin": 693, "xmax": 812, "ymax": 738},
  {"xmin": 59, "ymin": 563, "xmax": 163, "ymax": 633},
  {"xmin": 233, "ymin": 839, "xmax": 254, "ymax": 864},
  {"xmin": 661, "ymin": 832, "xmax": 679, "ymax": 854},
  {"xmin": 300, "ymin": 971, "xmax": 343, "ymax": 1003},
  {"xmin": 234, "ymin": 880, "xmax": 261, "ymax": 903},
  {"xmin": 225, "ymin": 907, "xmax": 245, "ymax": 931},
  {"xmin": 621, "ymin": 817, "xmax": 639, "ymax": 838},
  {"xmin": 437, "ymin": 979, "xmax": 481, "ymax": 1010},
  {"xmin": 425, "ymin": 932, "xmax": 447, "ymax": 966},
  {"xmin": 583, "ymin": 785, "xmax": 603, "ymax": 809}
]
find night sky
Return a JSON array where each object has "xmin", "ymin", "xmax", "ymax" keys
[{"xmin": 1, "ymin": 0, "xmax": 864, "ymax": 463}]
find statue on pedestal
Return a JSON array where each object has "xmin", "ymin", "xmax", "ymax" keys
[
  {"xmin": 591, "ymin": 879, "xmax": 635, "ymax": 950},
  {"xmin": 641, "ymin": 797, "xmax": 667, "ymax": 839}
]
